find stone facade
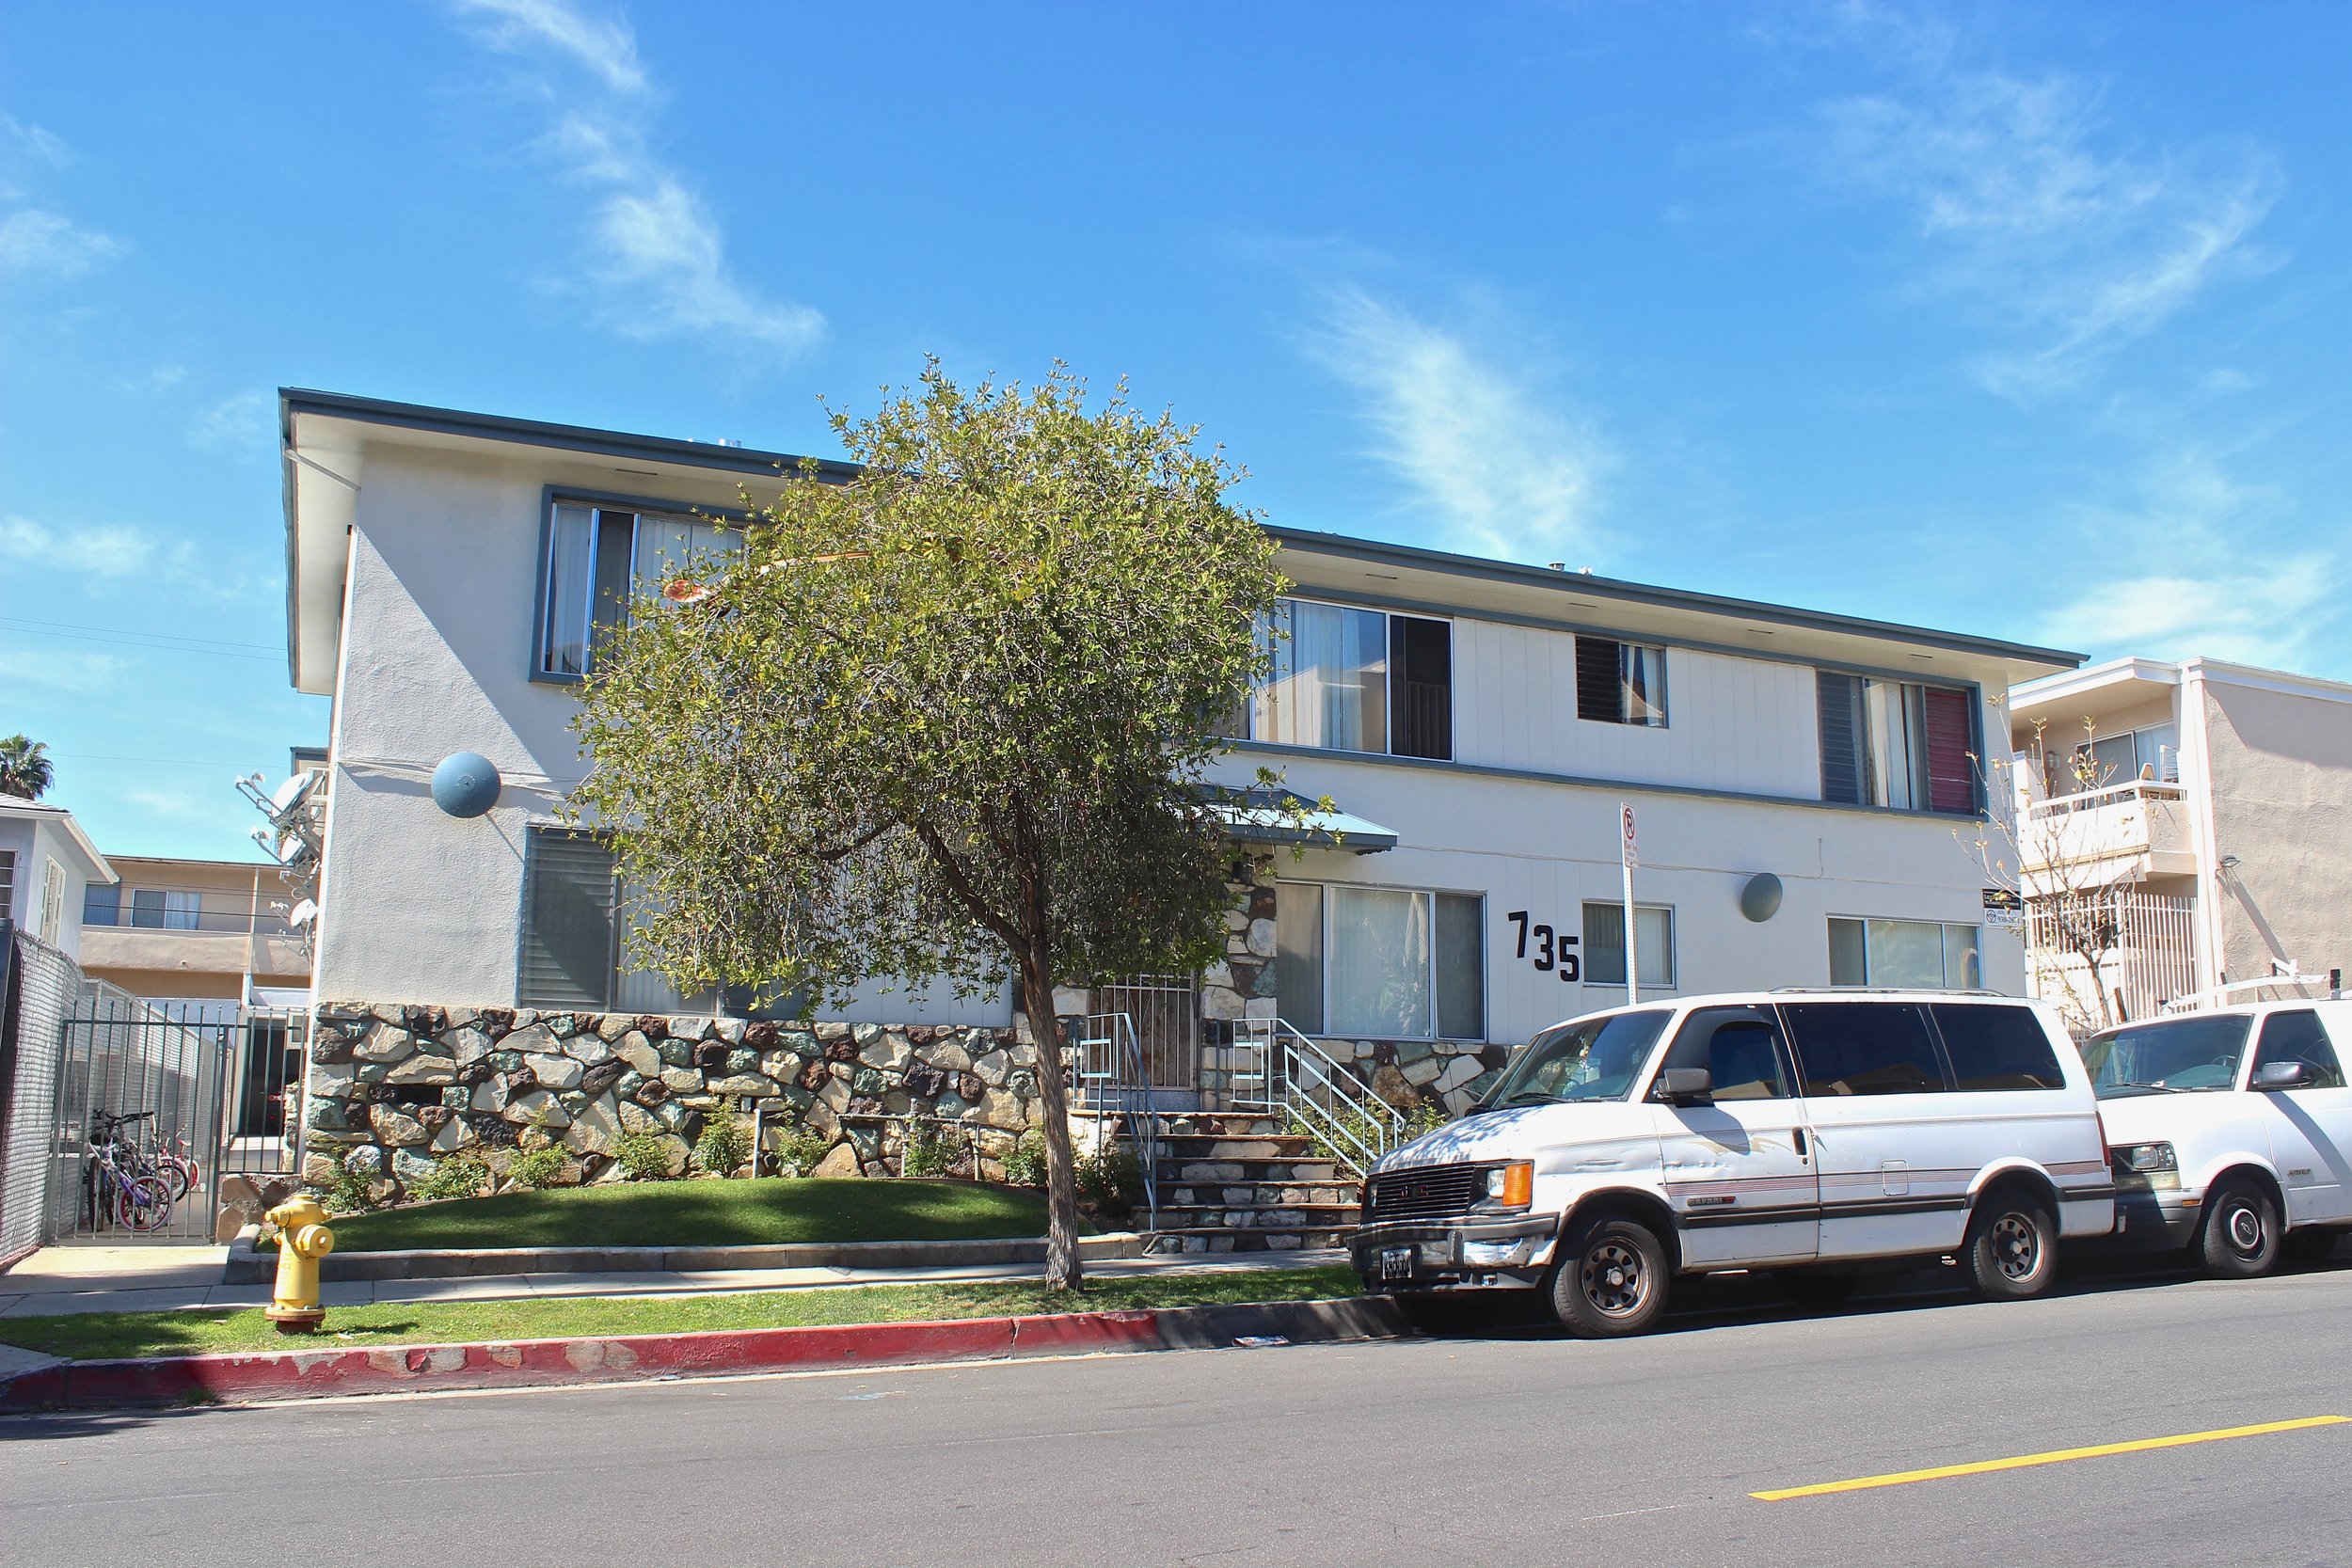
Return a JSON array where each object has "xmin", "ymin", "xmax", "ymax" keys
[{"xmin": 302, "ymin": 1001, "xmax": 1053, "ymax": 1203}]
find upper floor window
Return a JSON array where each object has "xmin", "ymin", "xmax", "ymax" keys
[
  {"xmin": 1576, "ymin": 637, "xmax": 1666, "ymax": 727},
  {"xmin": 1239, "ymin": 598, "xmax": 1451, "ymax": 761},
  {"xmin": 1818, "ymin": 672, "xmax": 1975, "ymax": 812},
  {"xmin": 539, "ymin": 502, "xmax": 734, "ymax": 678},
  {"xmin": 2045, "ymin": 721, "xmax": 2178, "ymax": 799}
]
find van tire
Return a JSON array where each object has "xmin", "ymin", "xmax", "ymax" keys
[
  {"xmin": 1548, "ymin": 1211, "xmax": 1670, "ymax": 1338},
  {"xmin": 2198, "ymin": 1179, "xmax": 2280, "ymax": 1278},
  {"xmin": 1962, "ymin": 1189, "xmax": 2058, "ymax": 1300}
]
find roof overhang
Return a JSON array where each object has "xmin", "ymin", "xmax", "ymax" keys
[
  {"xmin": 0, "ymin": 801, "xmax": 116, "ymax": 885},
  {"xmin": 2008, "ymin": 656, "xmax": 2185, "ymax": 739}
]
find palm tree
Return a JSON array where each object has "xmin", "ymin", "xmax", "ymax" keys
[{"xmin": 0, "ymin": 735, "xmax": 54, "ymax": 800}]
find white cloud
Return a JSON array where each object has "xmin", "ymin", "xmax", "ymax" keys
[
  {"xmin": 187, "ymin": 389, "xmax": 274, "ymax": 456},
  {"xmin": 450, "ymin": 0, "xmax": 645, "ymax": 95},
  {"xmin": 0, "ymin": 515, "xmax": 182, "ymax": 578},
  {"xmin": 2042, "ymin": 562, "xmax": 2333, "ymax": 669},
  {"xmin": 1305, "ymin": 288, "xmax": 1605, "ymax": 564},
  {"xmin": 1816, "ymin": 67, "xmax": 2279, "ymax": 398},
  {"xmin": 2, "ymin": 113, "xmax": 70, "ymax": 172},
  {"xmin": 0, "ymin": 648, "xmax": 122, "ymax": 694},
  {"xmin": 0, "ymin": 209, "xmax": 125, "ymax": 282},
  {"xmin": 448, "ymin": 0, "xmax": 822, "ymax": 358}
]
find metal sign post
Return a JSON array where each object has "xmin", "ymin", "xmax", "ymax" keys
[{"xmin": 1620, "ymin": 803, "xmax": 1639, "ymax": 1005}]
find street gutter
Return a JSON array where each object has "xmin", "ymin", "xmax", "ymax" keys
[{"xmin": 0, "ymin": 1297, "xmax": 1409, "ymax": 1412}]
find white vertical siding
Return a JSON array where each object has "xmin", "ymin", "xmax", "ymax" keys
[{"xmin": 1453, "ymin": 620, "xmax": 1820, "ymax": 800}]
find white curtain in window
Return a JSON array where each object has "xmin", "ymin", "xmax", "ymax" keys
[
  {"xmin": 1327, "ymin": 885, "xmax": 1431, "ymax": 1037},
  {"xmin": 1255, "ymin": 601, "xmax": 1387, "ymax": 752},
  {"xmin": 164, "ymin": 891, "xmax": 200, "ymax": 931},
  {"xmin": 1622, "ymin": 645, "xmax": 1665, "ymax": 726},
  {"xmin": 1943, "ymin": 923, "xmax": 1982, "ymax": 989},
  {"xmin": 543, "ymin": 504, "xmax": 596, "ymax": 675},
  {"xmin": 1864, "ymin": 680, "xmax": 1922, "ymax": 809},
  {"xmin": 632, "ymin": 515, "xmax": 733, "ymax": 599},
  {"xmin": 1866, "ymin": 918, "xmax": 1947, "ymax": 988}
]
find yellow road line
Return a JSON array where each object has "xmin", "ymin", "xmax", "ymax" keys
[{"xmin": 1753, "ymin": 1416, "xmax": 2348, "ymax": 1501}]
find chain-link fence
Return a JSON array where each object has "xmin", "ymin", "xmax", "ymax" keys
[{"xmin": 0, "ymin": 921, "xmax": 78, "ymax": 1268}]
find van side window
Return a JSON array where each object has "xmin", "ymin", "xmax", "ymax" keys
[
  {"xmin": 1931, "ymin": 1004, "xmax": 2066, "ymax": 1091},
  {"xmin": 2252, "ymin": 1011, "xmax": 2346, "ymax": 1089},
  {"xmin": 1780, "ymin": 1002, "xmax": 1950, "ymax": 1096},
  {"xmin": 1661, "ymin": 1007, "xmax": 1793, "ymax": 1101}
]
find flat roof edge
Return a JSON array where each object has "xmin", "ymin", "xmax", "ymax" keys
[{"xmin": 1268, "ymin": 526, "xmax": 2086, "ymax": 669}]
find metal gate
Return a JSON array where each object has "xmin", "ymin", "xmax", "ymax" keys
[
  {"xmin": 46, "ymin": 992, "xmax": 308, "ymax": 1244},
  {"xmin": 1090, "ymin": 975, "xmax": 1200, "ymax": 1090}
]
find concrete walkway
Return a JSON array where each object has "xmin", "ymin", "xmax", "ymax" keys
[{"xmin": 0, "ymin": 1243, "xmax": 1350, "ymax": 1320}]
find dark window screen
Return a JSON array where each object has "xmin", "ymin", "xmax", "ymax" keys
[
  {"xmin": 1924, "ymin": 689, "xmax": 1976, "ymax": 813},
  {"xmin": 1782, "ymin": 1002, "xmax": 1950, "ymax": 1096},
  {"xmin": 520, "ymin": 830, "xmax": 616, "ymax": 1008},
  {"xmin": 1931, "ymin": 1004, "xmax": 2064, "ymax": 1090},
  {"xmin": 1391, "ymin": 616, "xmax": 1453, "ymax": 760},
  {"xmin": 1576, "ymin": 636, "xmax": 1624, "ymax": 723},
  {"xmin": 1818, "ymin": 671, "xmax": 1865, "ymax": 804},
  {"xmin": 2254, "ymin": 1011, "xmax": 2347, "ymax": 1089},
  {"xmin": 1663, "ymin": 1006, "xmax": 1792, "ymax": 1101}
]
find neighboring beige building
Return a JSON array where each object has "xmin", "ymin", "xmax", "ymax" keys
[
  {"xmin": 77, "ymin": 855, "xmax": 311, "ymax": 1007},
  {"xmin": 2007, "ymin": 657, "xmax": 2352, "ymax": 1026}
]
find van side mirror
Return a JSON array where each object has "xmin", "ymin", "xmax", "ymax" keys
[
  {"xmin": 1654, "ymin": 1068, "xmax": 1713, "ymax": 1105},
  {"xmin": 2257, "ymin": 1060, "xmax": 2317, "ymax": 1090}
]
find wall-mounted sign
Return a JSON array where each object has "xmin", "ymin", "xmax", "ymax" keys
[{"xmin": 1981, "ymin": 887, "xmax": 2023, "ymax": 912}]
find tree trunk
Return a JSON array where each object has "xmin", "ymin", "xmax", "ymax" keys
[{"xmin": 1018, "ymin": 951, "xmax": 1085, "ymax": 1291}]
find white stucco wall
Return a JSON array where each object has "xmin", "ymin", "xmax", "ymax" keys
[
  {"xmin": 2201, "ymin": 675, "xmax": 2352, "ymax": 989},
  {"xmin": 0, "ymin": 815, "xmax": 102, "ymax": 960}
]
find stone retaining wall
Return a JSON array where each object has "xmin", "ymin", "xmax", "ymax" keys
[{"xmin": 304, "ymin": 1002, "xmax": 1053, "ymax": 1204}]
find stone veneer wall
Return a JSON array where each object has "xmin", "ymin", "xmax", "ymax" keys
[
  {"xmin": 304, "ymin": 1002, "xmax": 1053, "ymax": 1202},
  {"xmin": 1194, "ymin": 856, "xmax": 1510, "ymax": 1118}
]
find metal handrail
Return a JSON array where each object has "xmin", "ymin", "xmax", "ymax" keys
[
  {"xmin": 1073, "ymin": 1011, "xmax": 1158, "ymax": 1231},
  {"xmin": 1228, "ymin": 1018, "xmax": 1405, "ymax": 1178}
]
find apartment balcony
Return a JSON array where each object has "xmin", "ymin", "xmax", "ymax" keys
[
  {"xmin": 80, "ymin": 913, "xmax": 310, "ymax": 986},
  {"xmin": 2019, "ymin": 780, "xmax": 2196, "ymax": 889}
]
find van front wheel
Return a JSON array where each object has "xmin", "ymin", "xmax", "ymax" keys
[
  {"xmin": 1962, "ymin": 1190, "xmax": 2058, "ymax": 1300},
  {"xmin": 1549, "ymin": 1212, "xmax": 1670, "ymax": 1338},
  {"xmin": 2198, "ymin": 1179, "xmax": 2280, "ymax": 1278}
]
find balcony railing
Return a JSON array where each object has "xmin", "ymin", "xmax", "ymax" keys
[
  {"xmin": 84, "ymin": 908, "xmax": 302, "ymax": 938},
  {"xmin": 2019, "ymin": 779, "xmax": 2191, "ymax": 879},
  {"xmin": 2026, "ymin": 778, "xmax": 2185, "ymax": 819}
]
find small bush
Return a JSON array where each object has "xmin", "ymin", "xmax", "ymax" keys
[
  {"xmin": 508, "ymin": 1146, "xmax": 570, "ymax": 1191},
  {"xmin": 405, "ymin": 1150, "xmax": 490, "ymax": 1204},
  {"xmin": 694, "ymin": 1095, "xmax": 749, "ymax": 1178},
  {"xmin": 1002, "ymin": 1130, "xmax": 1047, "ymax": 1187},
  {"xmin": 1076, "ymin": 1145, "xmax": 1145, "ymax": 1221},
  {"xmin": 773, "ymin": 1125, "xmax": 831, "ymax": 1178},
  {"xmin": 612, "ymin": 1132, "xmax": 674, "ymax": 1182},
  {"xmin": 901, "ymin": 1121, "xmax": 955, "ymax": 1179},
  {"xmin": 320, "ymin": 1164, "xmax": 375, "ymax": 1215}
]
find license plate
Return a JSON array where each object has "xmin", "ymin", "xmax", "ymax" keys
[{"xmin": 1378, "ymin": 1246, "xmax": 1415, "ymax": 1280}]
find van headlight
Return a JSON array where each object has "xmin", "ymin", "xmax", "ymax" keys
[
  {"xmin": 2116, "ymin": 1142, "xmax": 2176, "ymax": 1173},
  {"xmin": 1483, "ymin": 1161, "xmax": 1534, "ymax": 1209}
]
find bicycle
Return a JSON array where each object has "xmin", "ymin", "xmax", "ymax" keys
[{"xmin": 84, "ymin": 1111, "xmax": 175, "ymax": 1232}]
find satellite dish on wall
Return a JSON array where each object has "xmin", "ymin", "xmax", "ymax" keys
[
  {"xmin": 1740, "ymin": 873, "xmax": 1784, "ymax": 924},
  {"xmin": 432, "ymin": 752, "xmax": 502, "ymax": 819}
]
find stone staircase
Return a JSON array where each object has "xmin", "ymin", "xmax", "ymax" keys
[{"xmin": 1130, "ymin": 1112, "xmax": 1364, "ymax": 1254}]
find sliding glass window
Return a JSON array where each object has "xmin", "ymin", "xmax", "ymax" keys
[
  {"xmin": 1240, "ymin": 598, "xmax": 1451, "ymax": 760},
  {"xmin": 1275, "ymin": 880, "xmax": 1484, "ymax": 1040},
  {"xmin": 540, "ymin": 502, "xmax": 735, "ymax": 677}
]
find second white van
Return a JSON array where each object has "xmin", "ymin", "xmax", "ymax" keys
[{"xmin": 1349, "ymin": 990, "xmax": 2116, "ymax": 1336}]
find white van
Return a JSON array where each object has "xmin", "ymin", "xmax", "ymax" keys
[
  {"xmin": 1350, "ymin": 990, "xmax": 2116, "ymax": 1337},
  {"xmin": 2088, "ymin": 999, "xmax": 2352, "ymax": 1275}
]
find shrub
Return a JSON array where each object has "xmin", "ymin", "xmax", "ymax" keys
[
  {"xmin": 693, "ymin": 1095, "xmax": 749, "ymax": 1178},
  {"xmin": 612, "ymin": 1132, "xmax": 675, "ymax": 1182},
  {"xmin": 320, "ymin": 1164, "xmax": 375, "ymax": 1216},
  {"xmin": 901, "ymin": 1120, "xmax": 954, "ymax": 1179},
  {"xmin": 773, "ymin": 1124, "xmax": 831, "ymax": 1177},
  {"xmin": 405, "ymin": 1150, "xmax": 490, "ymax": 1203},
  {"xmin": 507, "ymin": 1146, "xmax": 570, "ymax": 1191},
  {"xmin": 1002, "ymin": 1130, "xmax": 1047, "ymax": 1187},
  {"xmin": 1076, "ymin": 1144, "xmax": 1145, "ymax": 1221}
]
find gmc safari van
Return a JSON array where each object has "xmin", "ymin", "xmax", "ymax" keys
[
  {"xmin": 2087, "ymin": 998, "xmax": 2352, "ymax": 1275},
  {"xmin": 1350, "ymin": 990, "xmax": 2115, "ymax": 1337}
]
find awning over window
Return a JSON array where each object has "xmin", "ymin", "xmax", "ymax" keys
[{"xmin": 1202, "ymin": 785, "xmax": 1398, "ymax": 855}]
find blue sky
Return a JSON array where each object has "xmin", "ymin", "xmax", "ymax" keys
[{"xmin": 4, "ymin": 1, "xmax": 2347, "ymax": 862}]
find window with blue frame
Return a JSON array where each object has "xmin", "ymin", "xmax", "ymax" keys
[{"xmin": 539, "ymin": 502, "xmax": 735, "ymax": 677}]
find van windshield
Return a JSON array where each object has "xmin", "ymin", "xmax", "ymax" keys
[
  {"xmin": 1480, "ymin": 1010, "xmax": 1673, "ymax": 1108},
  {"xmin": 2080, "ymin": 1016, "xmax": 2251, "ymax": 1096}
]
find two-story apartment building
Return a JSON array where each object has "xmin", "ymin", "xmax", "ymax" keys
[
  {"xmin": 2008, "ymin": 656, "xmax": 2352, "ymax": 1026},
  {"xmin": 278, "ymin": 388, "xmax": 2079, "ymax": 1186},
  {"xmin": 76, "ymin": 855, "xmax": 311, "ymax": 1008}
]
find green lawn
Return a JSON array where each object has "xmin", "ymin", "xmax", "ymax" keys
[
  {"xmin": 315, "ymin": 1178, "xmax": 1073, "ymax": 1253},
  {"xmin": 0, "ymin": 1266, "xmax": 1364, "ymax": 1362}
]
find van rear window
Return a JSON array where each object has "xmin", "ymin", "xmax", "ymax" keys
[
  {"xmin": 1781, "ymin": 1002, "xmax": 1950, "ymax": 1096},
  {"xmin": 1931, "ymin": 1004, "xmax": 2065, "ymax": 1091}
]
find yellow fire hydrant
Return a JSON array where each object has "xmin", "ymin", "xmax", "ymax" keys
[{"xmin": 262, "ymin": 1194, "xmax": 336, "ymax": 1335}]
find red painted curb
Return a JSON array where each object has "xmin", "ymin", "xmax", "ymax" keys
[{"xmin": 0, "ymin": 1308, "xmax": 1176, "ymax": 1411}]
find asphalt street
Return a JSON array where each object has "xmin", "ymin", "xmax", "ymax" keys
[{"xmin": 8, "ymin": 1256, "xmax": 2352, "ymax": 1568}]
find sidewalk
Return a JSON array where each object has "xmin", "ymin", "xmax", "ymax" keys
[{"xmin": 0, "ymin": 1243, "xmax": 1351, "ymax": 1321}]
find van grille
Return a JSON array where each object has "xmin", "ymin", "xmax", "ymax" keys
[{"xmin": 1366, "ymin": 1164, "xmax": 1484, "ymax": 1224}]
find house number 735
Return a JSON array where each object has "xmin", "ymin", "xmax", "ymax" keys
[{"xmin": 1506, "ymin": 911, "xmax": 1580, "ymax": 982}]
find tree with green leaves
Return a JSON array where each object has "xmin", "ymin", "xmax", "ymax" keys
[
  {"xmin": 571, "ymin": 363, "xmax": 1290, "ymax": 1288},
  {"xmin": 0, "ymin": 735, "xmax": 54, "ymax": 800}
]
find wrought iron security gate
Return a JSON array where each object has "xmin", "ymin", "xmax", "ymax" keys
[
  {"xmin": 1090, "ymin": 975, "xmax": 1200, "ymax": 1090},
  {"xmin": 46, "ymin": 994, "xmax": 308, "ymax": 1244}
]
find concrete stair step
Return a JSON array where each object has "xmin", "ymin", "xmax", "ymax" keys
[
  {"xmin": 1158, "ymin": 1157, "xmax": 1347, "ymax": 1184},
  {"xmin": 1161, "ymin": 1182, "xmax": 1359, "ymax": 1208},
  {"xmin": 1152, "ymin": 1204, "xmax": 1363, "ymax": 1229},
  {"xmin": 1144, "ymin": 1227, "xmax": 1356, "ymax": 1254}
]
